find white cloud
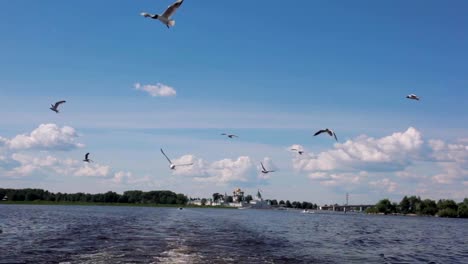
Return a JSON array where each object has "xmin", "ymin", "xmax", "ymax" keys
[
  {"xmin": 257, "ymin": 157, "xmax": 277, "ymax": 180},
  {"xmin": 134, "ymin": 82, "xmax": 176, "ymax": 97},
  {"xmin": 0, "ymin": 152, "xmax": 112, "ymax": 179},
  {"xmin": 0, "ymin": 137, "xmax": 8, "ymax": 146},
  {"xmin": 288, "ymin": 144, "xmax": 305, "ymax": 152},
  {"xmin": 294, "ymin": 127, "xmax": 423, "ymax": 174},
  {"xmin": 369, "ymin": 178, "xmax": 398, "ymax": 193},
  {"xmin": 74, "ymin": 164, "xmax": 111, "ymax": 178},
  {"xmin": 109, "ymin": 171, "xmax": 162, "ymax": 189},
  {"xmin": 428, "ymin": 139, "xmax": 468, "ymax": 184},
  {"xmin": 202, "ymin": 156, "xmax": 254, "ymax": 184},
  {"xmin": 2, "ymin": 124, "xmax": 84, "ymax": 151},
  {"xmin": 291, "ymin": 127, "xmax": 468, "ymax": 197},
  {"xmin": 171, "ymin": 155, "xmax": 208, "ymax": 177},
  {"xmin": 166, "ymin": 154, "xmax": 269, "ymax": 185}
]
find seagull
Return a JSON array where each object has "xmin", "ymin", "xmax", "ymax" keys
[
  {"xmin": 140, "ymin": 0, "xmax": 184, "ymax": 28},
  {"xmin": 314, "ymin": 128, "xmax": 338, "ymax": 141},
  {"xmin": 83, "ymin": 153, "xmax": 93, "ymax": 163},
  {"xmin": 50, "ymin": 100, "xmax": 66, "ymax": 113},
  {"xmin": 406, "ymin": 94, "xmax": 420, "ymax": 101},
  {"xmin": 160, "ymin": 148, "xmax": 193, "ymax": 170},
  {"xmin": 260, "ymin": 162, "xmax": 275, "ymax": 174},
  {"xmin": 221, "ymin": 133, "xmax": 238, "ymax": 139},
  {"xmin": 291, "ymin": 148, "xmax": 304, "ymax": 155}
]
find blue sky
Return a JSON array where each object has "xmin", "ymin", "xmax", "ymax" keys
[{"xmin": 1, "ymin": 0, "xmax": 467, "ymax": 204}]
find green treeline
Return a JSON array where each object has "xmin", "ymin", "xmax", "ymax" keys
[
  {"xmin": 0, "ymin": 188, "xmax": 188, "ymax": 205},
  {"xmin": 366, "ymin": 196, "xmax": 468, "ymax": 218}
]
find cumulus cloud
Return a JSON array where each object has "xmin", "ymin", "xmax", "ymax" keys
[
  {"xmin": 0, "ymin": 152, "xmax": 112, "ymax": 179},
  {"xmin": 0, "ymin": 137, "xmax": 8, "ymax": 146},
  {"xmin": 202, "ymin": 156, "xmax": 255, "ymax": 183},
  {"xmin": 257, "ymin": 157, "xmax": 277, "ymax": 180},
  {"xmin": 292, "ymin": 127, "xmax": 468, "ymax": 196},
  {"xmin": 288, "ymin": 144, "xmax": 305, "ymax": 152},
  {"xmin": 294, "ymin": 127, "xmax": 423, "ymax": 175},
  {"xmin": 74, "ymin": 164, "xmax": 111, "ymax": 178},
  {"xmin": 134, "ymin": 82, "xmax": 176, "ymax": 97},
  {"xmin": 428, "ymin": 139, "xmax": 468, "ymax": 184},
  {"xmin": 167, "ymin": 154, "xmax": 268, "ymax": 185},
  {"xmin": 369, "ymin": 178, "xmax": 398, "ymax": 193},
  {"xmin": 2, "ymin": 124, "xmax": 84, "ymax": 151}
]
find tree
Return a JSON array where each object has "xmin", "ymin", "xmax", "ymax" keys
[
  {"xmin": 279, "ymin": 200, "xmax": 285, "ymax": 206},
  {"xmin": 399, "ymin": 196, "xmax": 410, "ymax": 214},
  {"xmin": 376, "ymin": 199, "xmax": 396, "ymax": 214},
  {"xmin": 407, "ymin": 196, "xmax": 421, "ymax": 214},
  {"xmin": 417, "ymin": 199, "xmax": 437, "ymax": 216},
  {"xmin": 226, "ymin": 196, "xmax": 233, "ymax": 203},
  {"xmin": 212, "ymin": 193, "xmax": 221, "ymax": 202},
  {"xmin": 438, "ymin": 208, "xmax": 458, "ymax": 218},
  {"xmin": 270, "ymin": 199, "xmax": 278, "ymax": 206},
  {"xmin": 176, "ymin": 193, "xmax": 188, "ymax": 204},
  {"xmin": 285, "ymin": 200, "xmax": 292, "ymax": 208},
  {"xmin": 458, "ymin": 199, "xmax": 468, "ymax": 218},
  {"xmin": 201, "ymin": 198, "xmax": 207, "ymax": 206},
  {"xmin": 437, "ymin": 199, "xmax": 458, "ymax": 211},
  {"xmin": 245, "ymin": 195, "xmax": 253, "ymax": 203},
  {"xmin": 436, "ymin": 199, "xmax": 458, "ymax": 217}
]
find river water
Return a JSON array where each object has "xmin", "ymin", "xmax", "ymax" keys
[{"xmin": 0, "ymin": 205, "xmax": 467, "ymax": 263}]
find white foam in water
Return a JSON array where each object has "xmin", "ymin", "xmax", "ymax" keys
[{"xmin": 154, "ymin": 238, "xmax": 204, "ymax": 263}]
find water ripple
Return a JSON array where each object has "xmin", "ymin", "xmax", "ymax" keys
[{"xmin": 1, "ymin": 205, "xmax": 467, "ymax": 263}]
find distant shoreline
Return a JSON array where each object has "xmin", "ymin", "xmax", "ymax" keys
[{"xmin": 0, "ymin": 201, "xmax": 235, "ymax": 209}]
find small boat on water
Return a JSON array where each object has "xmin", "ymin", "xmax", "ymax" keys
[{"xmin": 301, "ymin": 209, "xmax": 315, "ymax": 214}]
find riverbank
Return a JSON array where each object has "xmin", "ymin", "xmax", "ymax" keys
[{"xmin": 0, "ymin": 201, "xmax": 235, "ymax": 209}]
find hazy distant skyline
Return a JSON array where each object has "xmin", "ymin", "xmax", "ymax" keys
[{"xmin": 1, "ymin": 0, "xmax": 467, "ymax": 204}]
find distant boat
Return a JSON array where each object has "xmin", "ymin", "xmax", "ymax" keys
[
  {"xmin": 301, "ymin": 209, "xmax": 314, "ymax": 214},
  {"xmin": 2, "ymin": 195, "xmax": 8, "ymax": 201}
]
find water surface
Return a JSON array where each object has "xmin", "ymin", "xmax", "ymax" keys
[{"xmin": 1, "ymin": 205, "xmax": 467, "ymax": 263}]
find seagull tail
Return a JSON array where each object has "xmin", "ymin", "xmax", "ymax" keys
[{"xmin": 168, "ymin": 20, "xmax": 175, "ymax": 27}]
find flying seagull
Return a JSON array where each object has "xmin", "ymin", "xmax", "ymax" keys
[
  {"xmin": 291, "ymin": 148, "xmax": 304, "ymax": 155},
  {"xmin": 314, "ymin": 128, "xmax": 338, "ymax": 142},
  {"xmin": 83, "ymin": 153, "xmax": 93, "ymax": 163},
  {"xmin": 221, "ymin": 133, "xmax": 238, "ymax": 139},
  {"xmin": 160, "ymin": 148, "xmax": 193, "ymax": 170},
  {"xmin": 406, "ymin": 94, "xmax": 420, "ymax": 101},
  {"xmin": 140, "ymin": 0, "xmax": 184, "ymax": 28},
  {"xmin": 260, "ymin": 162, "xmax": 275, "ymax": 174},
  {"xmin": 50, "ymin": 100, "xmax": 66, "ymax": 113}
]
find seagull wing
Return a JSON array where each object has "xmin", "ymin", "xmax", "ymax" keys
[
  {"xmin": 54, "ymin": 100, "xmax": 66, "ymax": 108},
  {"xmin": 261, "ymin": 162, "xmax": 267, "ymax": 171},
  {"xmin": 85, "ymin": 153, "xmax": 90, "ymax": 159},
  {"xmin": 314, "ymin": 130, "xmax": 326, "ymax": 136},
  {"xmin": 333, "ymin": 132, "xmax": 338, "ymax": 141},
  {"xmin": 160, "ymin": 148, "xmax": 172, "ymax": 164},
  {"xmin": 175, "ymin": 163, "xmax": 193, "ymax": 167},
  {"xmin": 162, "ymin": 0, "xmax": 184, "ymax": 18}
]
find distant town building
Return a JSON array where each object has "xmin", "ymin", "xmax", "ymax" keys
[
  {"xmin": 188, "ymin": 188, "xmax": 271, "ymax": 209},
  {"xmin": 232, "ymin": 188, "xmax": 244, "ymax": 203},
  {"xmin": 248, "ymin": 189, "xmax": 271, "ymax": 209}
]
